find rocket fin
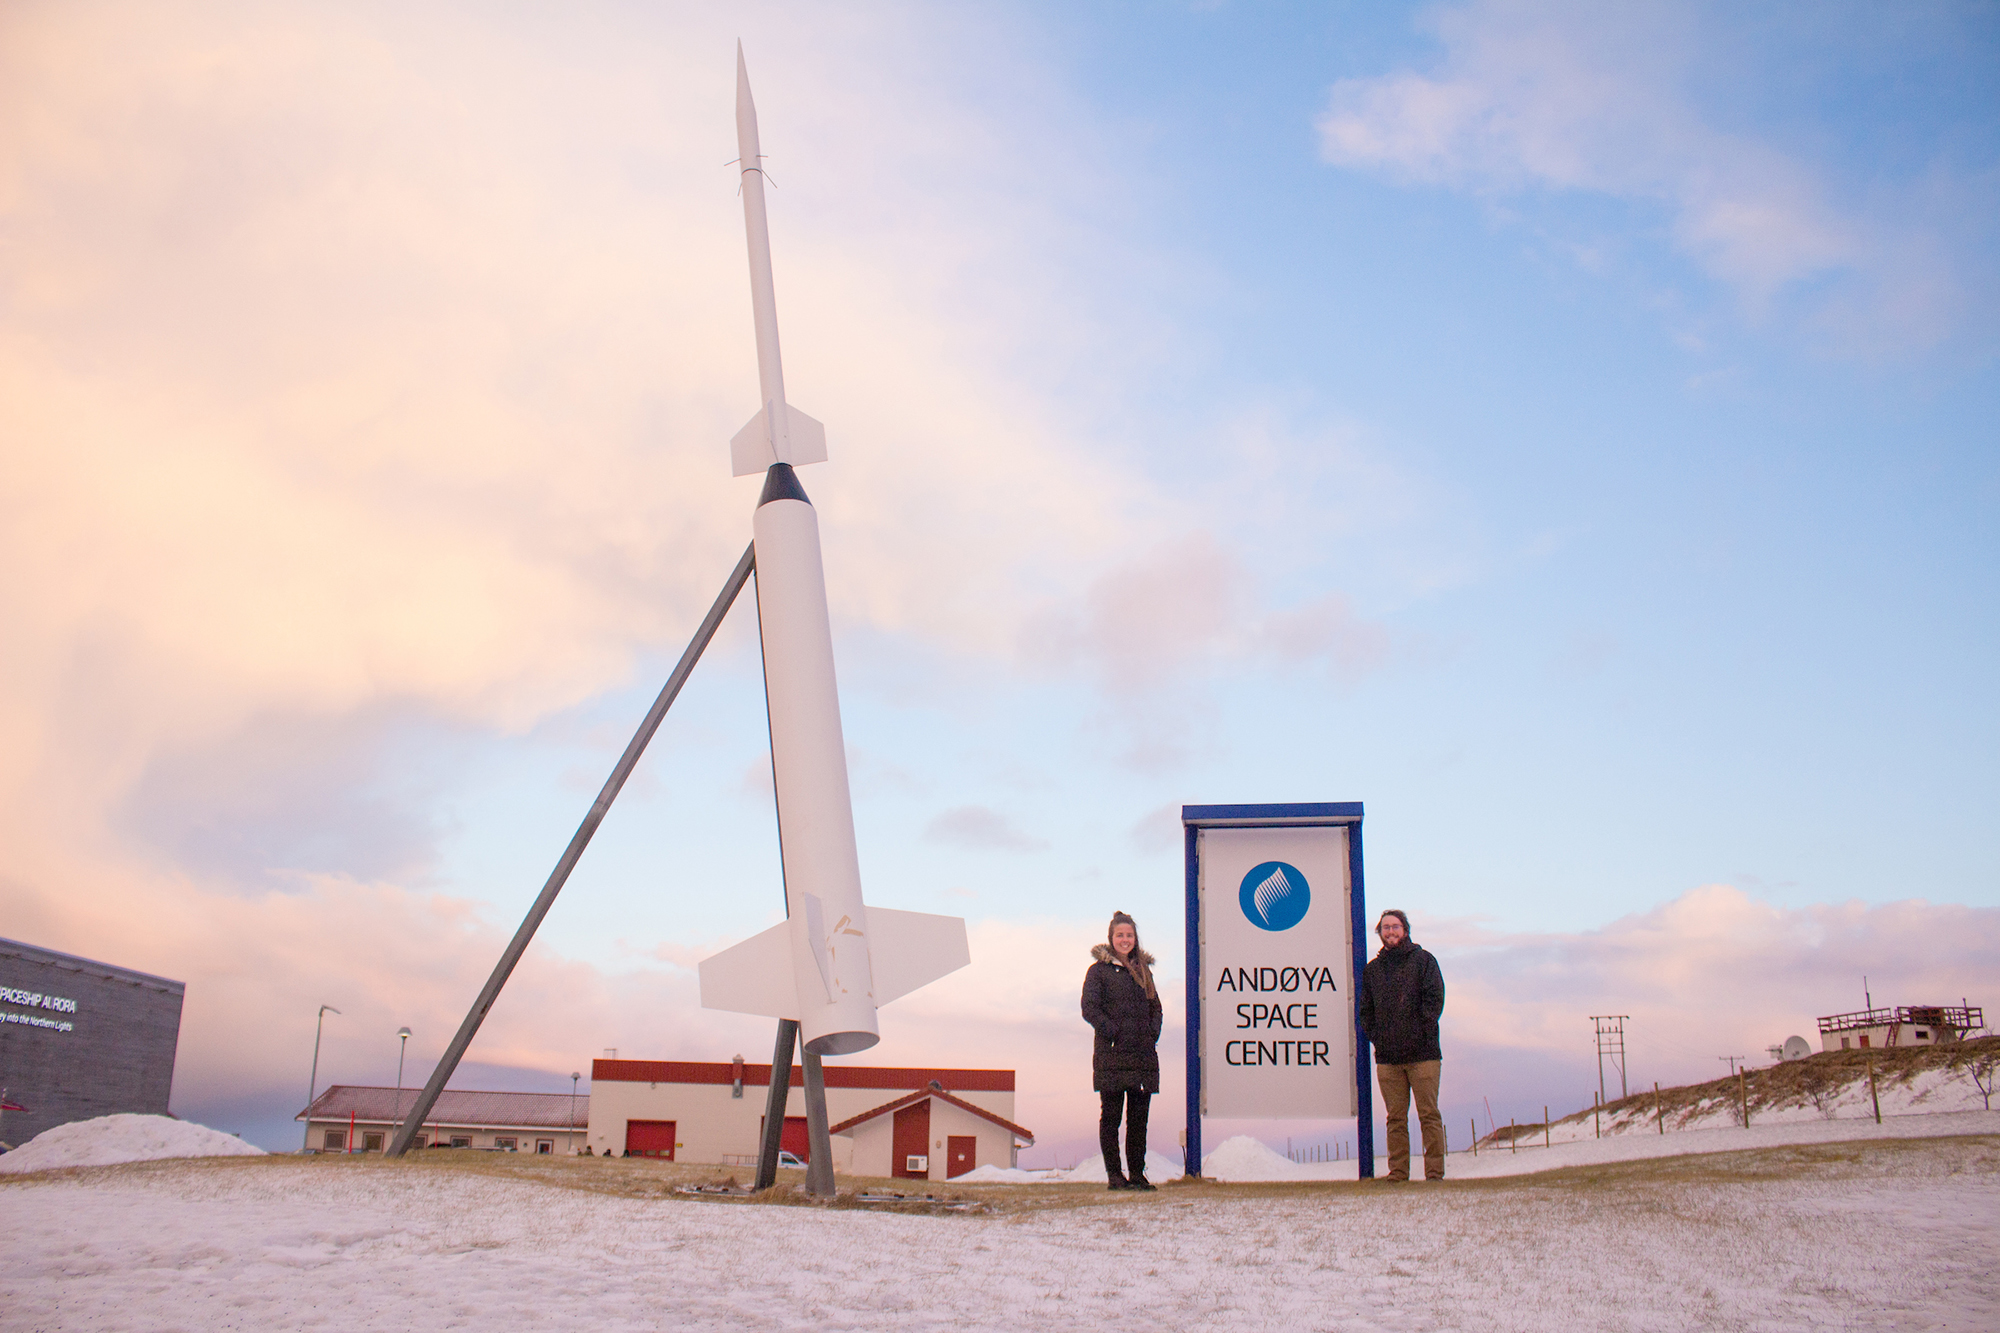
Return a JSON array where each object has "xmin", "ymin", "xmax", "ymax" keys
[
  {"xmin": 697, "ymin": 922, "xmax": 799, "ymax": 1019},
  {"xmin": 781, "ymin": 404, "xmax": 827, "ymax": 468},
  {"xmin": 731, "ymin": 408, "xmax": 777, "ymax": 477},
  {"xmin": 865, "ymin": 907, "xmax": 970, "ymax": 1006},
  {"xmin": 732, "ymin": 403, "xmax": 828, "ymax": 477}
]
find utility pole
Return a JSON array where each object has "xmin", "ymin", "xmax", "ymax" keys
[
  {"xmin": 1592, "ymin": 1015, "xmax": 1630, "ymax": 1105},
  {"xmin": 302, "ymin": 1004, "xmax": 341, "ymax": 1153},
  {"xmin": 394, "ymin": 1027, "xmax": 411, "ymax": 1128}
]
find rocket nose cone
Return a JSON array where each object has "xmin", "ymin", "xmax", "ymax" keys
[{"xmin": 735, "ymin": 48, "xmax": 761, "ymax": 161}]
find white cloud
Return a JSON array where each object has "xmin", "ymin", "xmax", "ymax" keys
[
  {"xmin": 1021, "ymin": 532, "xmax": 1394, "ymax": 691},
  {"xmin": 922, "ymin": 805, "xmax": 1050, "ymax": 853},
  {"xmin": 1425, "ymin": 884, "xmax": 2000, "ymax": 1120},
  {"xmin": 1316, "ymin": 0, "xmax": 1983, "ymax": 340},
  {"xmin": 0, "ymin": 0, "xmax": 1190, "ymax": 1146}
]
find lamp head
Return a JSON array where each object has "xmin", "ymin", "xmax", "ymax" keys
[{"xmin": 397, "ymin": 1027, "xmax": 412, "ymax": 1039}]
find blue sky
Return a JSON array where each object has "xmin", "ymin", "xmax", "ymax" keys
[{"xmin": 3, "ymin": 0, "xmax": 1995, "ymax": 1160}]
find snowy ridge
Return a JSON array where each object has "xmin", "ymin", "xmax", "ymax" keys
[{"xmin": 0, "ymin": 1113, "xmax": 265, "ymax": 1173}]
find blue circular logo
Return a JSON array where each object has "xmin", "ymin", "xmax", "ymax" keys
[{"xmin": 1239, "ymin": 861, "xmax": 1310, "ymax": 931}]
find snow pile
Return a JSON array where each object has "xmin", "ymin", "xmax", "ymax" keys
[
  {"xmin": 1054, "ymin": 1148, "xmax": 1182, "ymax": 1183},
  {"xmin": 951, "ymin": 1163, "xmax": 1064, "ymax": 1183},
  {"xmin": 0, "ymin": 1114, "xmax": 265, "ymax": 1174},
  {"xmin": 1199, "ymin": 1134, "xmax": 1315, "ymax": 1182},
  {"xmin": 955, "ymin": 1140, "xmax": 1318, "ymax": 1184}
]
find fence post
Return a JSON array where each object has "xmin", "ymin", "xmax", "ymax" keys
[
  {"xmin": 1593, "ymin": 1092, "xmax": 1600, "ymax": 1139},
  {"xmin": 1868, "ymin": 1057, "xmax": 1882, "ymax": 1124},
  {"xmin": 1738, "ymin": 1067, "xmax": 1749, "ymax": 1128},
  {"xmin": 1470, "ymin": 1118, "xmax": 1478, "ymax": 1156},
  {"xmin": 1655, "ymin": 1081, "xmax": 1664, "ymax": 1135},
  {"xmin": 1543, "ymin": 1106, "xmax": 1550, "ymax": 1149},
  {"xmin": 1509, "ymin": 1118, "xmax": 1516, "ymax": 1153}
]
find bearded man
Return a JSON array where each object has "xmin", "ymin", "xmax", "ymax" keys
[{"xmin": 1357, "ymin": 909, "xmax": 1446, "ymax": 1181}]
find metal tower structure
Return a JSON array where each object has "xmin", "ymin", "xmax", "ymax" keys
[{"xmin": 1592, "ymin": 1014, "xmax": 1630, "ymax": 1104}]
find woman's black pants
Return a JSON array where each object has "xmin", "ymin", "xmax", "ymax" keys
[{"xmin": 1098, "ymin": 1088, "xmax": 1151, "ymax": 1180}]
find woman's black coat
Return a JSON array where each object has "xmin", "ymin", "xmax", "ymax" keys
[{"xmin": 1081, "ymin": 944, "xmax": 1163, "ymax": 1093}]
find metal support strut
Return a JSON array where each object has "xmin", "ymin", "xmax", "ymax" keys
[
  {"xmin": 386, "ymin": 544, "xmax": 756, "ymax": 1157},
  {"xmin": 754, "ymin": 1019, "xmax": 799, "ymax": 1190}
]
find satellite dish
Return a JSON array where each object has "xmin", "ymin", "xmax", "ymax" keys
[{"xmin": 1781, "ymin": 1035, "xmax": 1811, "ymax": 1061}]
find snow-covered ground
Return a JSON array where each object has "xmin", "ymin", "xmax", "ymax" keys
[
  {"xmin": 4, "ymin": 1130, "xmax": 1995, "ymax": 1331},
  {"xmin": 1205, "ymin": 1110, "xmax": 2000, "ymax": 1182},
  {"xmin": 0, "ymin": 1114, "xmax": 264, "ymax": 1174}
]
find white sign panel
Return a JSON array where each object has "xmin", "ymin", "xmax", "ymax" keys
[{"xmin": 1199, "ymin": 825, "xmax": 1354, "ymax": 1118}]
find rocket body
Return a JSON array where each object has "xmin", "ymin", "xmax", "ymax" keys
[
  {"xmin": 698, "ymin": 48, "xmax": 966, "ymax": 1056},
  {"xmin": 752, "ymin": 464, "xmax": 879, "ymax": 1055}
]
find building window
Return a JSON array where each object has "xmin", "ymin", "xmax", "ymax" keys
[
  {"xmin": 495, "ymin": 1137, "xmax": 517, "ymax": 1151},
  {"xmin": 362, "ymin": 1132, "xmax": 384, "ymax": 1152},
  {"xmin": 1859, "ymin": 1035, "xmax": 1870, "ymax": 1048},
  {"xmin": 1841, "ymin": 1037, "xmax": 1851, "ymax": 1049},
  {"xmin": 413, "ymin": 1135, "xmax": 429, "ymax": 1148},
  {"xmin": 449, "ymin": 1135, "xmax": 472, "ymax": 1148},
  {"xmin": 1915, "ymin": 1030, "xmax": 1929, "ymax": 1040},
  {"xmin": 536, "ymin": 1139, "xmax": 554, "ymax": 1154},
  {"xmin": 323, "ymin": 1130, "xmax": 346, "ymax": 1151}
]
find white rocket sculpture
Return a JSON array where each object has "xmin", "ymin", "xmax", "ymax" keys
[{"xmin": 698, "ymin": 48, "xmax": 969, "ymax": 1056}]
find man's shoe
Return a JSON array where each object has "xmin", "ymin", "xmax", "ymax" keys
[
  {"xmin": 1106, "ymin": 1174, "xmax": 1131, "ymax": 1191},
  {"xmin": 1128, "ymin": 1175, "xmax": 1157, "ymax": 1192}
]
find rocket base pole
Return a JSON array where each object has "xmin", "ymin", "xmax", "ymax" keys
[
  {"xmin": 754, "ymin": 1019, "xmax": 799, "ymax": 1191},
  {"xmin": 801, "ymin": 1047, "xmax": 836, "ymax": 1196}
]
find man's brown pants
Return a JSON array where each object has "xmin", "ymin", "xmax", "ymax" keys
[{"xmin": 1376, "ymin": 1060, "xmax": 1444, "ymax": 1180}]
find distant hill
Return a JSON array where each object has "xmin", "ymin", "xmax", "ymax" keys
[{"xmin": 1480, "ymin": 1035, "xmax": 1999, "ymax": 1149}]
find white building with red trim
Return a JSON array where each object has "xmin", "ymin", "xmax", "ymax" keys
[
  {"xmin": 587, "ymin": 1058, "xmax": 1032, "ymax": 1180},
  {"xmin": 1817, "ymin": 1002, "xmax": 1983, "ymax": 1052}
]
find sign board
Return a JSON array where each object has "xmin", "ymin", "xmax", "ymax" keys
[{"xmin": 1182, "ymin": 803, "xmax": 1373, "ymax": 1178}]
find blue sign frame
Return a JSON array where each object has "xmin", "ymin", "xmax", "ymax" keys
[{"xmin": 1182, "ymin": 801, "xmax": 1372, "ymax": 1179}]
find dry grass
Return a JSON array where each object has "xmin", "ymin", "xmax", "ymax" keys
[{"xmin": 11, "ymin": 1129, "xmax": 1996, "ymax": 1218}]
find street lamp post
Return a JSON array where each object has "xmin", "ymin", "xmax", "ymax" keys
[
  {"xmin": 302, "ymin": 1004, "xmax": 342, "ymax": 1153},
  {"xmin": 570, "ymin": 1072, "xmax": 581, "ymax": 1155},
  {"xmin": 395, "ymin": 1028, "xmax": 413, "ymax": 1133}
]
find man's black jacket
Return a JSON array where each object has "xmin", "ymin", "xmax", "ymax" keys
[{"xmin": 1357, "ymin": 938, "xmax": 1445, "ymax": 1065}]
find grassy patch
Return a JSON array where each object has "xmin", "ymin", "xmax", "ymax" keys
[{"xmin": 10, "ymin": 1132, "xmax": 1995, "ymax": 1217}]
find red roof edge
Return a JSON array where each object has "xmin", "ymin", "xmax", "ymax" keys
[
  {"xmin": 828, "ymin": 1087, "xmax": 1034, "ymax": 1145},
  {"xmin": 591, "ymin": 1059, "xmax": 1014, "ymax": 1092}
]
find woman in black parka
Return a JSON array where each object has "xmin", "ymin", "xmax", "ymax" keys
[{"xmin": 1080, "ymin": 910, "xmax": 1163, "ymax": 1190}]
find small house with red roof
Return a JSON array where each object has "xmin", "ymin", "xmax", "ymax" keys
[
  {"xmin": 829, "ymin": 1080, "xmax": 1036, "ymax": 1181},
  {"xmin": 588, "ymin": 1058, "xmax": 1032, "ymax": 1177}
]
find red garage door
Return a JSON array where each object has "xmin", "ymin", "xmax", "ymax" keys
[
  {"xmin": 757, "ymin": 1116, "xmax": 812, "ymax": 1162},
  {"xmin": 625, "ymin": 1120, "xmax": 676, "ymax": 1159}
]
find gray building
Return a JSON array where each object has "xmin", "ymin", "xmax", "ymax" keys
[{"xmin": 0, "ymin": 937, "xmax": 185, "ymax": 1148}]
